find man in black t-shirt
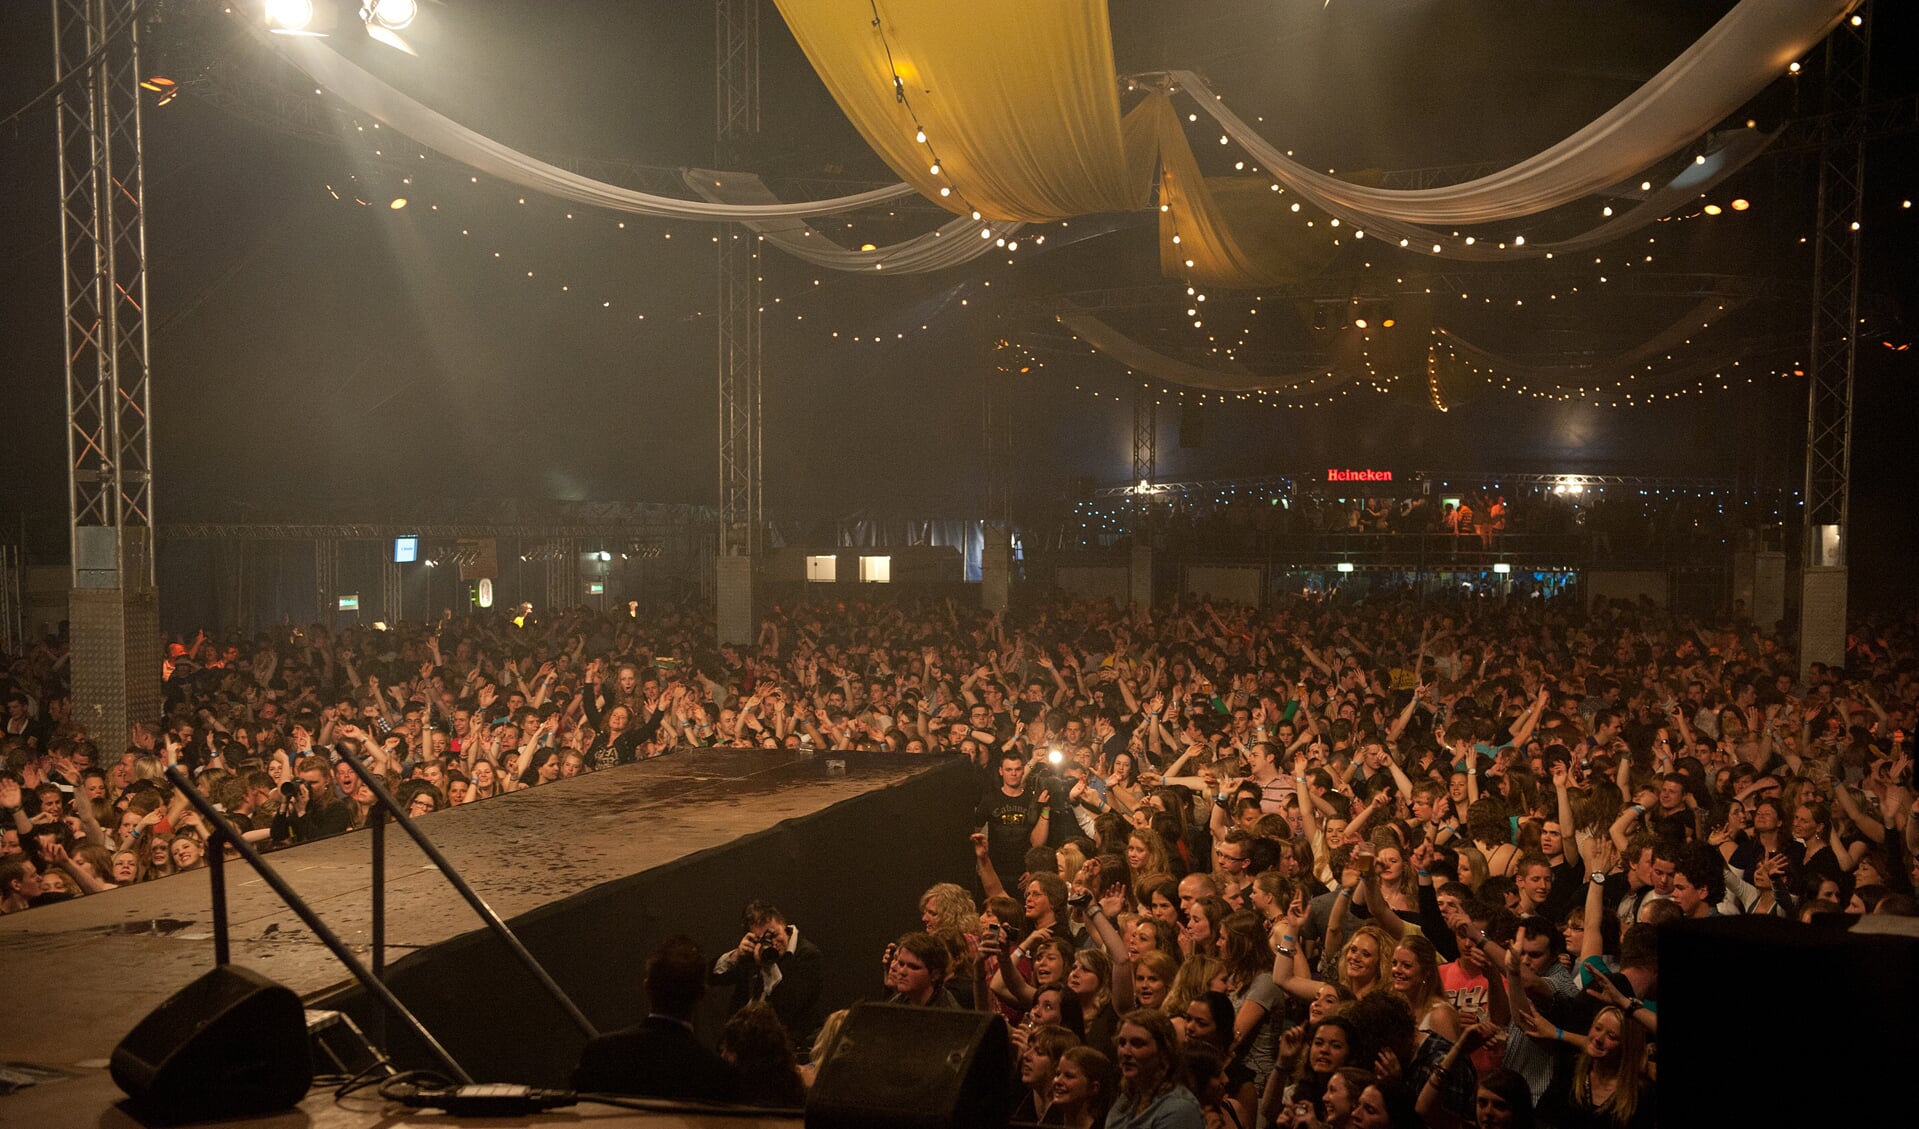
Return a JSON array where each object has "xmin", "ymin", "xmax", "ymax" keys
[{"xmin": 974, "ymin": 748, "xmax": 1050, "ymax": 894}]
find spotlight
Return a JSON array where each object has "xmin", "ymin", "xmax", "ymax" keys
[
  {"xmin": 1730, "ymin": 198, "xmax": 1750, "ymax": 211},
  {"xmin": 365, "ymin": 0, "xmax": 416, "ymax": 30},
  {"xmin": 265, "ymin": 0, "xmax": 319, "ymax": 34},
  {"xmin": 388, "ymin": 197, "xmax": 408, "ymax": 210},
  {"xmin": 1702, "ymin": 204, "xmax": 1722, "ymax": 216}
]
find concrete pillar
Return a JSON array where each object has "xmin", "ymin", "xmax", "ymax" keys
[
  {"xmin": 716, "ymin": 553, "xmax": 754, "ymax": 646},
  {"xmin": 1798, "ymin": 565, "xmax": 1846, "ymax": 677},
  {"xmin": 1130, "ymin": 543, "xmax": 1153, "ymax": 611},
  {"xmin": 70, "ymin": 587, "xmax": 161, "ymax": 750},
  {"xmin": 981, "ymin": 526, "xmax": 1011, "ymax": 614},
  {"xmin": 1752, "ymin": 551, "xmax": 1787, "ymax": 635},
  {"xmin": 1731, "ymin": 550, "xmax": 1755, "ymax": 615}
]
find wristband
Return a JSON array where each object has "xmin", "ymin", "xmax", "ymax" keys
[
  {"xmin": 1337, "ymin": 887, "xmax": 1354, "ymax": 899},
  {"xmin": 1554, "ymin": 1026, "xmax": 1564, "ymax": 1042}
]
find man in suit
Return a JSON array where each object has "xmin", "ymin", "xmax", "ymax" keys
[
  {"xmin": 708, "ymin": 900, "xmax": 825, "ymax": 1048},
  {"xmin": 572, "ymin": 936, "xmax": 736, "ymax": 1100}
]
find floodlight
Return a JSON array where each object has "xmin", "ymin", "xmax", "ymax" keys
[
  {"xmin": 367, "ymin": 0, "xmax": 417, "ymax": 30},
  {"xmin": 266, "ymin": 0, "xmax": 318, "ymax": 33}
]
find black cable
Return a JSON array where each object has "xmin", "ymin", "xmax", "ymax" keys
[
  {"xmin": 577, "ymin": 1093, "xmax": 805, "ymax": 1118},
  {"xmin": 329, "ymin": 1054, "xmax": 399, "ymax": 1100}
]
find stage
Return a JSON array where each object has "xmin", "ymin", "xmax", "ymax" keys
[{"xmin": 0, "ymin": 749, "xmax": 980, "ymax": 1125}]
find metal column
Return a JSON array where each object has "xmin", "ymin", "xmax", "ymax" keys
[
  {"xmin": 1131, "ymin": 387, "xmax": 1156, "ymax": 609},
  {"xmin": 982, "ymin": 340, "xmax": 1013, "ymax": 611},
  {"xmin": 714, "ymin": 0, "xmax": 761, "ymax": 645},
  {"xmin": 56, "ymin": 0, "xmax": 159, "ymax": 746},
  {"xmin": 1799, "ymin": 4, "xmax": 1870, "ymax": 676}
]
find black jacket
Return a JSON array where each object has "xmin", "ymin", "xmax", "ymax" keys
[
  {"xmin": 709, "ymin": 935, "xmax": 826, "ymax": 1045},
  {"xmin": 571, "ymin": 1015, "xmax": 736, "ymax": 1100}
]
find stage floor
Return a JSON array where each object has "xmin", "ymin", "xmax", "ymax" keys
[
  {"xmin": 0, "ymin": 749, "xmax": 939, "ymax": 1074},
  {"xmin": 0, "ymin": 1066, "xmax": 803, "ymax": 1129}
]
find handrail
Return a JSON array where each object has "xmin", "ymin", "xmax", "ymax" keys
[
  {"xmin": 335, "ymin": 753, "xmax": 601, "ymax": 1041},
  {"xmin": 164, "ymin": 766, "xmax": 473, "ymax": 1084}
]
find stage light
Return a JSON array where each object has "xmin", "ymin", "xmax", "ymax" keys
[
  {"xmin": 1730, "ymin": 198, "xmax": 1750, "ymax": 211},
  {"xmin": 1353, "ymin": 317, "xmax": 1368, "ymax": 329},
  {"xmin": 388, "ymin": 197, "xmax": 407, "ymax": 209},
  {"xmin": 1702, "ymin": 203, "xmax": 1722, "ymax": 215},
  {"xmin": 1381, "ymin": 318, "xmax": 1395, "ymax": 328},
  {"xmin": 265, "ymin": 0, "xmax": 317, "ymax": 33},
  {"xmin": 366, "ymin": 0, "xmax": 416, "ymax": 30}
]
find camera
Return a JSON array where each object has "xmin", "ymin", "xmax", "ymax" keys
[
  {"xmin": 279, "ymin": 781, "xmax": 304, "ymax": 799},
  {"xmin": 753, "ymin": 930, "xmax": 784, "ymax": 966}
]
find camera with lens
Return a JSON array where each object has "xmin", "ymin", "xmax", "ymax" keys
[{"xmin": 752, "ymin": 929, "xmax": 784, "ymax": 966}]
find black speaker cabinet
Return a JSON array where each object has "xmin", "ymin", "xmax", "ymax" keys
[
  {"xmin": 806, "ymin": 1003, "xmax": 1012, "ymax": 1129},
  {"xmin": 111, "ymin": 965, "xmax": 313, "ymax": 1123}
]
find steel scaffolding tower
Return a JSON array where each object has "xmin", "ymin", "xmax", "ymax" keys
[
  {"xmin": 1798, "ymin": 4, "xmax": 1870, "ymax": 675},
  {"xmin": 714, "ymin": 0, "xmax": 761, "ymax": 644},
  {"xmin": 54, "ymin": 0, "xmax": 160, "ymax": 746},
  {"xmin": 1131, "ymin": 387, "xmax": 1157, "ymax": 528}
]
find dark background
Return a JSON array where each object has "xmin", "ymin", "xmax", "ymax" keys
[{"xmin": 1, "ymin": 2, "xmax": 1913, "ymax": 603}]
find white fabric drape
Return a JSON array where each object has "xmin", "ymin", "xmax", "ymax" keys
[
  {"xmin": 683, "ymin": 169, "xmax": 1023, "ymax": 273},
  {"xmin": 1167, "ymin": 0, "xmax": 1855, "ymax": 224},
  {"xmin": 1054, "ymin": 303, "xmax": 1356, "ymax": 396},
  {"xmin": 1260, "ymin": 127, "xmax": 1776, "ymax": 263},
  {"xmin": 272, "ymin": 36, "xmax": 916, "ymax": 220},
  {"xmin": 1440, "ymin": 295, "xmax": 1745, "ymax": 381}
]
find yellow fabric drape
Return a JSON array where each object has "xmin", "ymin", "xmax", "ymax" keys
[
  {"xmin": 1144, "ymin": 92, "xmax": 1340, "ymax": 290},
  {"xmin": 773, "ymin": 0, "xmax": 1149, "ymax": 221}
]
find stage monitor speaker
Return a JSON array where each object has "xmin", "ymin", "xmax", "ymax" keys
[
  {"xmin": 806, "ymin": 1002, "xmax": 1012, "ymax": 1129},
  {"xmin": 111, "ymin": 965, "xmax": 313, "ymax": 1123},
  {"xmin": 1662, "ymin": 915, "xmax": 1918, "ymax": 1126}
]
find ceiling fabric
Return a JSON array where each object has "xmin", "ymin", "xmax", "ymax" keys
[
  {"xmin": 271, "ymin": 34, "xmax": 917, "ymax": 220},
  {"xmin": 1054, "ymin": 301, "xmax": 1360, "ymax": 396},
  {"xmin": 683, "ymin": 169, "xmax": 1023, "ymax": 273},
  {"xmin": 1228, "ymin": 126, "xmax": 1778, "ymax": 265},
  {"xmin": 1143, "ymin": 92, "xmax": 1342, "ymax": 289},
  {"xmin": 1166, "ymin": 0, "xmax": 1856, "ymax": 224},
  {"xmin": 1440, "ymin": 295, "xmax": 1746, "ymax": 383},
  {"xmin": 772, "ymin": 0, "xmax": 1153, "ymax": 221}
]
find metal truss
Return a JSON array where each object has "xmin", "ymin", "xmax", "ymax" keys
[
  {"xmin": 56, "ymin": 0, "xmax": 155, "ymax": 587},
  {"xmin": 715, "ymin": 0, "xmax": 761, "ymax": 557},
  {"xmin": 1803, "ymin": 5, "xmax": 1870, "ymax": 562},
  {"xmin": 1085, "ymin": 469, "xmax": 1736, "ymax": 501},
  {"xmin": 1130, "ymin": 387, "xmax": 1156, "ymax": 529}
]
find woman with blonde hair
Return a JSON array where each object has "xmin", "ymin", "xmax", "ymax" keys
[
  {"xmin": 1387, "ymin": 934, "xmax": 1460, "ymax": 1041},
  {"xmin": 1166, "ymin": 954, "xmax": 1223, "ymax": 1026},
  {"xmin": 1128, "ymin": 833, "xmax": 1175, "ymax": 890},
  {"xmin": 1560, "ymin": 1004, "xmax": 1654, "ymax": 1128},
  {"xmin": 918, "ymin": 881, "xmax": 980, "ymax": 938},
  {"xmin": 1131, "ymin": 950, "xmax": 1180, "ymax": 1013}
]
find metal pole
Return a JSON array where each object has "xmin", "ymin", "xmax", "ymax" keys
[
  {"xmin": 370, "ymin": 815, "xmax": 386, "ymax": 981},
  {"xmin": 208, "ymin": 828, "xmax": 229, "ymax": 967},
  {"xmin": 163, "ymin": 767, "xmax": 473, "ymax": 1084},
  {"xmin": 335, "ymin": 754, "xmax": 600, "ymax": 1040}
]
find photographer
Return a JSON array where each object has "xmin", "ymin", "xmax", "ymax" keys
[
  {"xmin": 710, "ymin": 900, "xmax": 824, "ymax": 1049},
  {"xmin": 268, "ymin": 755, "xmax": 349, "ymax": 845}
]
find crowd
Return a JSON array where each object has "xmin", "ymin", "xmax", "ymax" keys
[{"xmin": 3, "ymin": 591, "xmax": 1917, "ymax": 1127}]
